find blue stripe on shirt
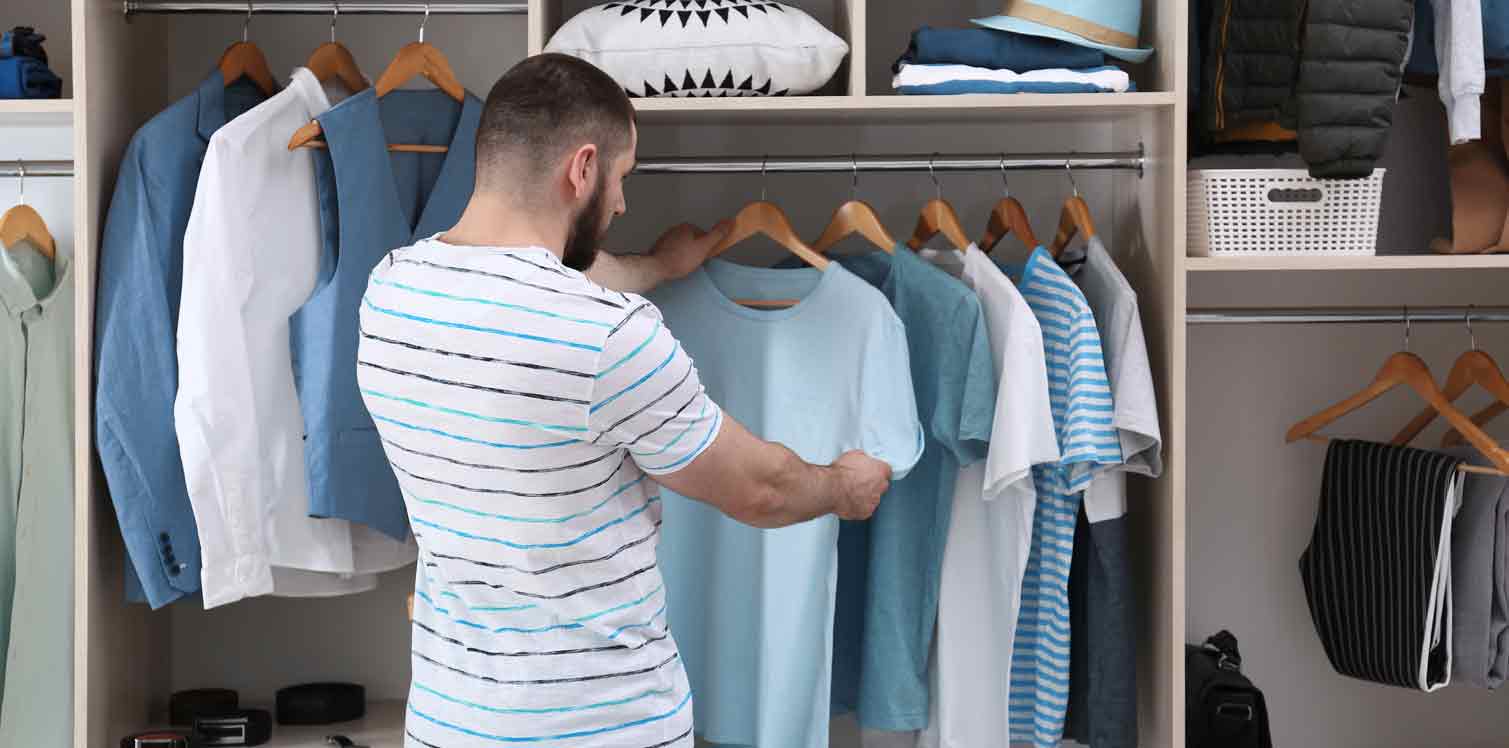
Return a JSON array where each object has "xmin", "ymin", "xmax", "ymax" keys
[
  {"xmin": 406, "ymin": 689, "xmax": 692, "ymax": 743},
  {"xmin": 410, "ymin": 499, "xmax": 659, "ymax": 550},
  {"xmin": 370, "ymin": 414, "xmax": 577, "ymax": 450},
  {"xmin": 362, "ymin": 388, "xmax": 587, "ymax": 433},
  {"xmin": 370, "ymin": 277, "xmax": 616, "ymax": 328},
  {"xmin": 362, "ymin": 298, "xmax": 602, "ymax": 351}
]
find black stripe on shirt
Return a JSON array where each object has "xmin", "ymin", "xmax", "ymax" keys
[
  {"xmin": 627, "ymin": 391, "xmax": 701, "ymax": 448},
  {"xmin": 412, "ymin": 619, "xmax": 670, "ymax": 657},
  {"xmin": 383, "ymin": 437, "xmax": 619, "ymax": 474},
  {"xmin": 455, "ymin": 562, "xmax": 657, "ymax": 600},
  {"xmin": 359, "ymin": 359, "xmax": 590, "ymax": 405},
  {"xmin": 390, "ymin": 453, "xmax": 629, "ymax": 498},
  {"xmin": 608, "ymin": 302, "xmax": 655, "ymax": 338},
  {"xmin": 420, "ymin": 520, "xmax": 661, "ymax": 575},
  {"xmin": 361, "ymin": 330, "xmax": 594, "ymax": 378},
  {"xmin": 596, "ymin": 361, "xmax": 696, "ymax": 441},
  {"xmin": 395, "ymin": 258, "xmax": 626, "ymax": 310},
  {"xmin": 412, "ymin": 649, "xmax": 678, "ymax": 686}
]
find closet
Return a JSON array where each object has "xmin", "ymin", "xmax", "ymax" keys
[{"xmin": 48, "ymin": 0, "xmax": 1186, "ymax": 746}]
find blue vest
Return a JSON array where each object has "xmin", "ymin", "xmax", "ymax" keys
[{"xmin": 291, "ymin": 88, "xmax": 481, "ymax": 540}]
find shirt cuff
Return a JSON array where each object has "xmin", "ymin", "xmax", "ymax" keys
[
  {"xmin": 1449, "ymin": 93, "xmax": 1483, "ymax": 144},
  {"xmin": 199, "ymin": 554, "xmax": 276, "ymax": 609}
]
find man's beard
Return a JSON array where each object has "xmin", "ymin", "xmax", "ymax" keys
[{"xmin": 562, "ymin": 177, "xmax": 607, "ymax": 271}]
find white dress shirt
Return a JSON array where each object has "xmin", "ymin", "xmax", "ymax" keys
[{"xmin": 175, "ymin": 68, "xmax": 415, "ymax": 609}]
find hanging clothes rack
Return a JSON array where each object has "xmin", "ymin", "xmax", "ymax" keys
[
  {"xmin": 633, "ymin": 148, "xmax": 1145, "ymax": 177},
  {"xmin": 0, "ymin": 161, "xmax": 73, "ymax": 179},
  {"xmin": 123, "ymin": 1, "xmax": 527, "ymax": 16},
  {"xmin": 1187, "ymin": 307, "xmax": 1509, "ymax": 325}
]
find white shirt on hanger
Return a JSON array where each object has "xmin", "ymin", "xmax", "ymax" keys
[
  {"xmin": 175, "ymin": 68, "xmax": 415, "ymax": 609},
  {"xmin": 917, "ymin": 246, "xmax": 1058, "ymax": 748}
]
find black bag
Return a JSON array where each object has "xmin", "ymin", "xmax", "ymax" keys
[{"xmin": 1186, "ymin": 631, "xmax": 1273, "ymax": 748}]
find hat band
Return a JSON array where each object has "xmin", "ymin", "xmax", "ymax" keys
[{"xmin": 1002, "ymin": 0, "xmax": 1140, "ymax": 49}]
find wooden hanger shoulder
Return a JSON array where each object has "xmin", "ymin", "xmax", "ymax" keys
[
  {"xmin": 306, "ymin": 41, "xmax": 370, "ymax": 95},
  {"xmin": 812, "ymin": 200, "xmax": 895, "ymax": 254},
  {"xmin": 218, "ymin": 41, "xmax": 278, "ymax": 97},
  {"xmin": 0, "ymin": 204, "xmax": 56, "ymax": 261}
]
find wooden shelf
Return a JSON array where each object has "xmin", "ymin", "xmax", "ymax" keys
[
  {"xmin": 631, "ymin": 91, "xmax": 1175, "ymax": 124},
  {"xmin": 1186, "ymin": 254, "xmax": 1509, "ymax": 272},
  {"xmin": 0, "ymin": 99, "xmax": 72, "ymax": 124},
  {"xmin": 263, "ymin": 700, "xmax": 404, "ymax": 748}
]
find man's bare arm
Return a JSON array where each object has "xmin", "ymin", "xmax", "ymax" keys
[{"xmin": 587, "ymin": 221, "xmax": 731, "ymax": 294}]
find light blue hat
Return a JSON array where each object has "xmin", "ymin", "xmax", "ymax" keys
[{"xmin": 973, "ymin": 0, "xmax": 1154, "ymax": 64}]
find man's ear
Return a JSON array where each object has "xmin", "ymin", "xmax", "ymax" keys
[{"xmin": 567, "ymin": 144, "xmax": 599, "ymax": 200}]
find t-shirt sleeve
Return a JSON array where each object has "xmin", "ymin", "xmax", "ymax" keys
[
  {"xmin": 861, "ymin": 313, "xmax": 926, "ymax": 481},
  {"xmin": 586, "ymin": 302, "xmax": 724, "ymax": 476},
  {"xmin": 944, "ymin": 296, "xmax": 997, "ymax": 467},
  {"xmin": 983, "ymin": 302, "xmax": 1059, "ymax": 503}
]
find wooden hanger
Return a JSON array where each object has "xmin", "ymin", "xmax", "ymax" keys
[
  {"xmin": 812, "ymin": 159, "xmax": 894, "ymax": 253},
  {"xmin": 711, "ymin": 183, "xmax": 828, "ymax": 308},
  {"xmin": 218, "ymin": 5, "xmax": 277, "ymax": 97},
  {"xmin": 305, "ymin": 5, "xmax": 370, "ymax": 95},
  {"xmin": 906, "ymin": 156, "xmax": 970, "ymax": 252},
  {"xmin": 978, "ymin": 161, "xmax": 1038, "ymax": 253},
  {"xmin": 1394, "ymin": 313, "xmax": 1509, "ymax": 445},
  {"xmin": 1285, "ymin": 326, "xmax": 1509, "ymax": 475},
  {"xmin": 1, "ymin": 165, "xmax": 56, "ymax": 262},
  {"xmin": 289, "ymin": 5, "xmax": 463, "ymax": 153},
  {"xmin": 1443, "ymin": 401, "xmax": 1509, "ymax": 447},
  {"xmin": 1049, "ymin": 163, "xmax": 1095, "ymax": 258}
]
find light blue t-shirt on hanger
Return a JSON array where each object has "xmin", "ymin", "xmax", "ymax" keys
[{"xmin": 649, "ymin": 259, "xmax": 925, "ymax": 748}]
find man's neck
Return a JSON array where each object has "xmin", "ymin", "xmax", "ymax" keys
[{"xmin": 440, "ymin": 195, "xmax": 569, "ymax": 262}]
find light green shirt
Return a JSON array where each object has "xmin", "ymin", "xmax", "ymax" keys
[{"xmin": 0, "ymin": 239, "xmax": 73, "ymax": 746}]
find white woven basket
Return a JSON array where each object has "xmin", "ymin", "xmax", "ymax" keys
[{"xmin": 1187, "ymin": 168, "xmax": 1385, "ymax": 256}]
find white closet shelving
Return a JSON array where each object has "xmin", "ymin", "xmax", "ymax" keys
[{"xmin": 52, "ymin": 0, "xmax": 1186, "ymax": 746}]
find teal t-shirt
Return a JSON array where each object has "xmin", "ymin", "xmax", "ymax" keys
[
  {"xmin": 831, "ymin": 248, "xmax": 996, "ymax": 730},
  {"xmin": 649, "ymin": 259, "xmax": 924, "ymax": 748}
]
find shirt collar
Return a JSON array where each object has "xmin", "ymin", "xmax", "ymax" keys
[
  {"xmin": 0, "ymin": 248, "xmax": 71, "ymax": 318},
  {"xmin": 195, "ymin": 69, "xmax": 230, "ymax": 143}
]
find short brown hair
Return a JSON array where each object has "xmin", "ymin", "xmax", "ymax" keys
[{"xmin": 475, "ymin": 53, "xmax": 636, "ymax": 194}]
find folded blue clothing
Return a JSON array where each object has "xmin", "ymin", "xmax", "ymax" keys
[
  {"xmin": 0, "ymin": 56, "xmax": 61, "ymax": 99},
  {"xmin": 895, "ymin": 26, "xmax": 1106, "ymax": 74},
  {"xmin": 897, "ymin": 79, "xmax": 1133, "ymax": 95}
]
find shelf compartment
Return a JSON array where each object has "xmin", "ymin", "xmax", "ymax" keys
[
  {"xmin": 1186, "ymin": 254, "xmax": 1509, "ymax": 272},
  {"xmin": 631, "ymin": 90, "xmax": 1174, "ymax": 123}
]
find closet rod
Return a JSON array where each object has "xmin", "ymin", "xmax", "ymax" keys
[
  {"xmin": 1187, "ymin": 307, "xmax": 1509, "ymax": 325},
  {"xmin": 633, "ymin": 148, "xmax": 1145, "ymax": 177},
  {"xmin": 123, "ymin": 1, "xmax": 527, "ymax": 15},
  {"xmin": 0, "ymin": 161, "xmax": 73, "ymax": 178}
]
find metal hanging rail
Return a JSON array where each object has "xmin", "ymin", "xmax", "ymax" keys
[
  {"xmin": 633, "ymin": 148, "xmax": 1145, "ymax": 176},
  {"xmin": 124, "ymin": 1, "xmax": 527, "ymax": 15},
  {"xmin": 0, "ymin": 161, "xmax": 74, "ymax": 178},
  {"xmin": 1187, "ymin": 307, "xmax": 1509, "ymax": 325}
]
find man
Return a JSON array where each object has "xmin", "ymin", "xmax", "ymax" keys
[{"xmin": 357, "ymin": 54, "xmax": 894, "ymax": 747}]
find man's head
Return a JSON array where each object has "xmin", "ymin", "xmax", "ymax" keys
[{"xmin": 475, "ymin": 53, "xmax": 638, "ymax": 270}]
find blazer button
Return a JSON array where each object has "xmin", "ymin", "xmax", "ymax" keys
[{"xmin": 159, "ymin": 532, "xmax": 170, "ymax": 544}]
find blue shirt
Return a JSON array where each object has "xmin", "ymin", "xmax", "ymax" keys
[
  {"xmin": 94, "ymin": 71, "xmax": 267, "ymax": 608},
  {"xmin": 894, "ymin": 25, "xmax": 1106, "ymax": 72},
  {"xmin": 830, "ymin": 248, "xmax": 995, "ymax": 730},
  {"xmin": 649, "ymin": 260, "xmax": 924, "ymax": 748},
  {"xmin": 291, "ymin": 87, "xmax": 481, "ymax": 540},
  {"xmin": 1003, "ymin": 248, "xmax": 1123, "ymax": 748}
]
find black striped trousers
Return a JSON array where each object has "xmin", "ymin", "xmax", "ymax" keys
[{"xmin": 1299, "ymin": 439, "xmax": 1464, "ymax": 691}]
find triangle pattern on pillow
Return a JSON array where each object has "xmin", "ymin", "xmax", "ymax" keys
[
  {"xmin": 602, "ymin": 0, "xmax": 784, "ymax": 27},
  {"xmin": 633, "ymin": 68, "xmax": 781, "ymax": 98}
]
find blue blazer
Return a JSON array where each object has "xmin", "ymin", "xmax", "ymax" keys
[{"xmin": 95, "ymin": 72, "xmax": 267, "ymax": 608}]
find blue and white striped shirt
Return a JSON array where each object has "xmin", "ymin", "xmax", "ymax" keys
[
  {"xmin": 359, "ymin": 238, "xmax": 721, "ymax": 748},
  {"xmin": 1003, "ymin": 247, "xmax": 1124, "ymax": 748}
]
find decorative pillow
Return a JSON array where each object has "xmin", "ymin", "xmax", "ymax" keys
[{"xmin": 545, "ymin": 1, "xmax": 850, "ymax": 98}]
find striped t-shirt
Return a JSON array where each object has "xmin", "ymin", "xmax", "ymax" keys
[
  {"xmin": 358, "ymin": 238, "xmax": 723, "ymax": 748},
  {"xmin": 1003, "ymin": 247, "xmax": 1124, "ymax": 748}
]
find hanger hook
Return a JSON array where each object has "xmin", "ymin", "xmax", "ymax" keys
[
  {"xmin": 1403, "ymin": 306, "xmax": 1412, "ymax": 353},
  {"xmin": 330, "ymin": 2, "xmax": 339, "ymax": 43},
  {"xmin": 15, "ymin": 160, "xmax": 24, "ymax": 205},
  {"xmin": 999, "ymin": 153, "xmax": 1011, "ymax": 199},
  {"xmin": 851, "ymin": 153, "xmax": 859, "ymax": 201},
  {"xmin": 929, "ymin": 153, "xmax": 941, "ymax": 201},
  {"xmin": 1467, "ymin": 306, "xmax": 1478, "ymax": 351},
  {"xmin": 760, "ymin": 155, "xmax": 768, "ymax": 202},
  {"xmin": 419, "ymin": 1, "xmax": 430, "ymax": 44},
  {"xmin": 242, "ymin": 1, "xmax": 252, "ymax": 43},
  {"xmin": 1065, "ymin": 159, "xmax": 1080, "ymax": 198}
]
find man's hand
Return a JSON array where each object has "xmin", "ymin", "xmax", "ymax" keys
[
  {"xmin": 830, "ymin": 450, "xmax": 891, "ymax": 521},
  {"xmin": 647, "ymin": 220, "xmax": 733, "ymax": 285}
]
